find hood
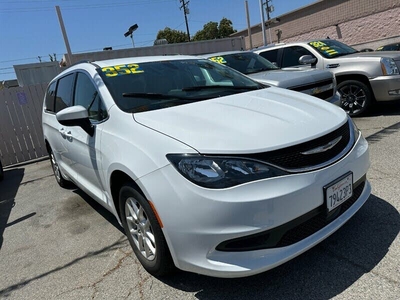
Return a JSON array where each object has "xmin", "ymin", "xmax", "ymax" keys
[
  {"xmin": 134, "ymin": 87, "xmax": 347, "ymax": 154},
  {"xmin": 247, "ymin": 68, "xmax": 332, "ymax": 89}
]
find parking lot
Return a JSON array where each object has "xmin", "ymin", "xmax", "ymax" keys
[{"xmin": 0, "ymin": 102, "xmax": 399, "ymax": 300}]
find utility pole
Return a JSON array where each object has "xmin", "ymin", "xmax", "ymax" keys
[
  {"xmin": 259, "ymin": 0, "xmax": 267, "ymax": 46},
  {"xmin": 264, "ymin": 0, "xmax": 274, "ymax": 44},
  {"xmin": 55, "ymin": 6, "xmax": 73, "ymax": 66},
  {"xmin": 180, "ymin": 0, "xmax": 191, "ymax": 41},
  {"xmin": 245, "ymin": 1, "xmax": 253, "ymax": 49}
]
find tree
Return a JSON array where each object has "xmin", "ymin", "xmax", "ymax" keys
[
  {"xmin": 192, "ymin": 21, "xmax": 219, "ymax": 41},
  {"xmin": 156, "ymin": 27, "xmax": 188, "ymax": 44},
  {"xmin": 192, "ymin": 18, "xmax": 236, "ymax": 41},
  {"xmin": 218, "ymin": 18, "xmax": 237, "ymax": 38}
]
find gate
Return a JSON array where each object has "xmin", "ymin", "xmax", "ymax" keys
[{"xmin": 0, "ymin": 84, "xmax": 48, "ymax": 167}]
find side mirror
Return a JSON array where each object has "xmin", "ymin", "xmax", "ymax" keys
[
  {"xmin": 299, "ymin": 55, "xmax": 317, "ymax": 67},
  {"xmin": 56, "ymin": 105, "xmax": 94, "ymax": 136}
]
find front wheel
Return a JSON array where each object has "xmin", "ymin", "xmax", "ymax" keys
[
  {"xmin": 337, "ymin": 80, "xmax": 373, "ymax": 117},
  {"xmin": 119, "ymin": 184, "xmax": 175, "ymax": 277}
]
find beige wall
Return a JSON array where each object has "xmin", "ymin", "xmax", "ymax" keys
[{"xmin": 234, "ymin": 0, "xmax": 400, "ymax": 49}]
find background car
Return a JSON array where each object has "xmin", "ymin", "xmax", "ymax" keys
[
  {"xmin": 205, "ymin": 51, "xmax": 340, "ymax": 106},
  {"xmin": 254, "ymin": 39, "xmax": 400, "ymax": 117},
  {"xmin": 42, "ymin": 55, "xmax": 371, "ymax": 278},
  {"xmin": 376, "ymin": 42, "xmax": 400, "ymax": 51}
]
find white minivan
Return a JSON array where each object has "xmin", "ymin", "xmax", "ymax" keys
[{"xmin": 42, "ymin": 55, "xmax": 371, "ymax": 278}]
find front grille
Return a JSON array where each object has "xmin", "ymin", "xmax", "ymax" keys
[
  {"xmin": 313, "ymin": 88, "xmax": 334, "ymax": 100},
  {"xmin": 216, "ymin": 178, "xmax": 366, "ymax": 252},
  {"xmin": 290, "ymin": 79, "xmax": 333, "ymax": 92},
  {"xmin": 243, "ymin": 121, "xmax": 351, "ymax": 171}
]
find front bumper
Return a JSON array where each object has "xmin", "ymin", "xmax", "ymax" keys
[
  {"xmin": 138, "ymin": 134, "xmax": 370, "ymax": 278},
  {"xmin": 370, "ymin": 75, "xmax": 400, "ymax": 101}
]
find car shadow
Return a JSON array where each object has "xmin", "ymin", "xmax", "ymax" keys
[
  {"xmin": 0, "ymin": 168, "xmax": 25, "ymax": 249},
  {"xmin": 355, "ymin": 101, "xmax": 400, "ymax": 118},
  {"xmin": 158, "ymin": 194, "xmax": 399, "ymax": 299},
  {"xmin": 72, "ymin": 188, "xmax": 124, "ymax": 234}
]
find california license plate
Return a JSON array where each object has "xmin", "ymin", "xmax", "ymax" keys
[{"xmin": 325, "ymin": 172, "xmax": 353, "ymax": 212}]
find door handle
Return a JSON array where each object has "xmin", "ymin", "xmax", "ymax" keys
[{"xmin": 59, "ymin": 128, "xmax": 66, "ymax": 137}]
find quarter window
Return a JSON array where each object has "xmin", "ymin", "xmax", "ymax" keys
[{"xmin": 45, "ymin": 81, "xmax": 57, "ymax": 112}]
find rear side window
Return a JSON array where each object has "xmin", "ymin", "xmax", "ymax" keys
[
  {"xmin": 282, "ymin": 46, "xmax": 315, "ymax": 67},
  {"xmin": 55, "ymin": 73, "xmax": 75, "ymax": 113},
  {"xmin": 258, "ymin": 49, "xmax": 279, "ymax": 65},
  {"xmin": 44, "ymin": 81, "xmax": 57, "ymax": 112}
]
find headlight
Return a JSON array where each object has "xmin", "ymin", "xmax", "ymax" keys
[
  {"xmin": 380, "ymin": 58, "xmax": 399, "ymax": 75},
  {"xmin": 167, "ymin": 154, "xmax": 288, "ymax": 188}
]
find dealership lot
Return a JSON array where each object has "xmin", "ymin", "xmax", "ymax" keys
[{"xmin": 0, "ymin": 103, "xmax": 399, "ymax": 300}]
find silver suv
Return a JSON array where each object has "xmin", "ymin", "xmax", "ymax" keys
[
  {"xmin": 205, "ymin": 51, "xmax": 340, "ymax": 105},
  {"xmin": 254, "ymin": 39, "xmax": 400, "ymax": 116}
]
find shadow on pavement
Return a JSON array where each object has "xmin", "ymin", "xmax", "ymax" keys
[
  {"xmin": 159, "ymin": 194, "xmax": 399, "ymax": 300},
  {"xmin": 0, "ymin": 168, "xmax": 25, "ymax": 249},
  {"xmin": 355, "ymin": 101, "xmax": 400, "ymax": 118},
  {"xmin": 72, "ymin": 188, "xmax": 124, "ymax": 234}
]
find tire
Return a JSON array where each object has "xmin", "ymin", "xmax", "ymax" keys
[
  {"xmin": 119, "ymin": 184, "xmax": 175, "ymax": 277},
  {"xmin": 49, "ymin": 148, "xmax": 70, "ymax": 188},
  {"xmin": 337, "ymin": 80, "xmax": 373, "ymax": 117}
]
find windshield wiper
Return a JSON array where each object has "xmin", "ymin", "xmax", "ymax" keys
[
  {"xmin": 122, "ymin": 92, "xmax": 190, "ymax": 100},
  {"xmin": 182, "ymin": 85, "xmax": 261, "ymax": 92},
  {"xmin": 246, "ymin": 68, "xmax": 277, "ymax": 74}
]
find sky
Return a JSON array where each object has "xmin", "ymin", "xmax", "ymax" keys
[{"xmin": 0, "ymin": 0, "xmax": 316, "ymax": 80}]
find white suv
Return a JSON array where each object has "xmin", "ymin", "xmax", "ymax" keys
[{"xmin": 42, "ymin": 56, "xmax": 371, "ymax": 278}]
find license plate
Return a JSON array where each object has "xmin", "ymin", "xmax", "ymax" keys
[{"xmin": 325, "ymin": 172, "xmax": 353, "ymax": 212}]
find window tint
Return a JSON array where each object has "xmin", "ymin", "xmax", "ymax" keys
[
  {"xmin": 282, "ymin": 46, "xmax": 314, "ymax": 67},
  {"xmin": 45, "ymin": 81, "xmax": 57, "ymax": 112},
  {"xmin": 258, "ymin": 49, "xmax": 279, "ymax": 65},
  {"xmin": 55, "ymin": 73, "xmax": 75, "ymax": 113},
  {"xmin": 74, "ymin": 72, "xmax": 108, "ymax": 122},
  {"xmin": 209, "ymin": 52, "xmax": 277, "ymax": 75}
]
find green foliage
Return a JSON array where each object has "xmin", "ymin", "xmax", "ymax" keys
[
  {"xmin": 155, "ymin": 18, "xmax": 237, "ymax": 43},
  {"xmin": 192, "ymin": 18, "xmax": 237, "ymax": 41},
  {"xmin": 218, "ymin": 18, "xmax": 237, "ymax": 39},
  {"xmin": 156, "ymin": 27, "xmax": 188, "ymax": 43}
]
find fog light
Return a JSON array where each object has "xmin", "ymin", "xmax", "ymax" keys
[{"xmin": 388, "ymin": 89, "xmax": 400, "ymax": 95}]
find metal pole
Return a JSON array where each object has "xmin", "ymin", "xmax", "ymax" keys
[
  {"xmin": 180, "ymin": 0, "xmax": 191, "ymax": 42},
  {"xmin": 259, "ymin": 0, "xmax": 267, "ymax": 46},
  {"xmin": 245, "ymin": 1, "xmax": 253, "ymax": 49},
  {"xmin": 130, "ymin": 34, "xmax": 135, "ymax": 48},
  {"xmin": 55, "ymin": 6, "xmax": 73, "ymax": 65}
]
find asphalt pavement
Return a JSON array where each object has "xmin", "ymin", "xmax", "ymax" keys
[{"xmin": 0, "ymin": 102, "xmax": 399, "ymax": 300}]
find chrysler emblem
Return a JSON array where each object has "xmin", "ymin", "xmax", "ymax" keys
[{"xmin": 301, "ymin": 136, "xmax": 342, "ymax": 155}]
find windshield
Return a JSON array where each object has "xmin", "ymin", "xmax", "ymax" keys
[
  {"xmin": 97, "ymin": 59, "xmax": 264, "ymax": 113},
  {"xmin": 208, "ymin": 52, "xmax": 279, "ymax": 74},
  {"xmin": 308, "ymin": 39, "xmax": 358, "ymax": 58}
]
